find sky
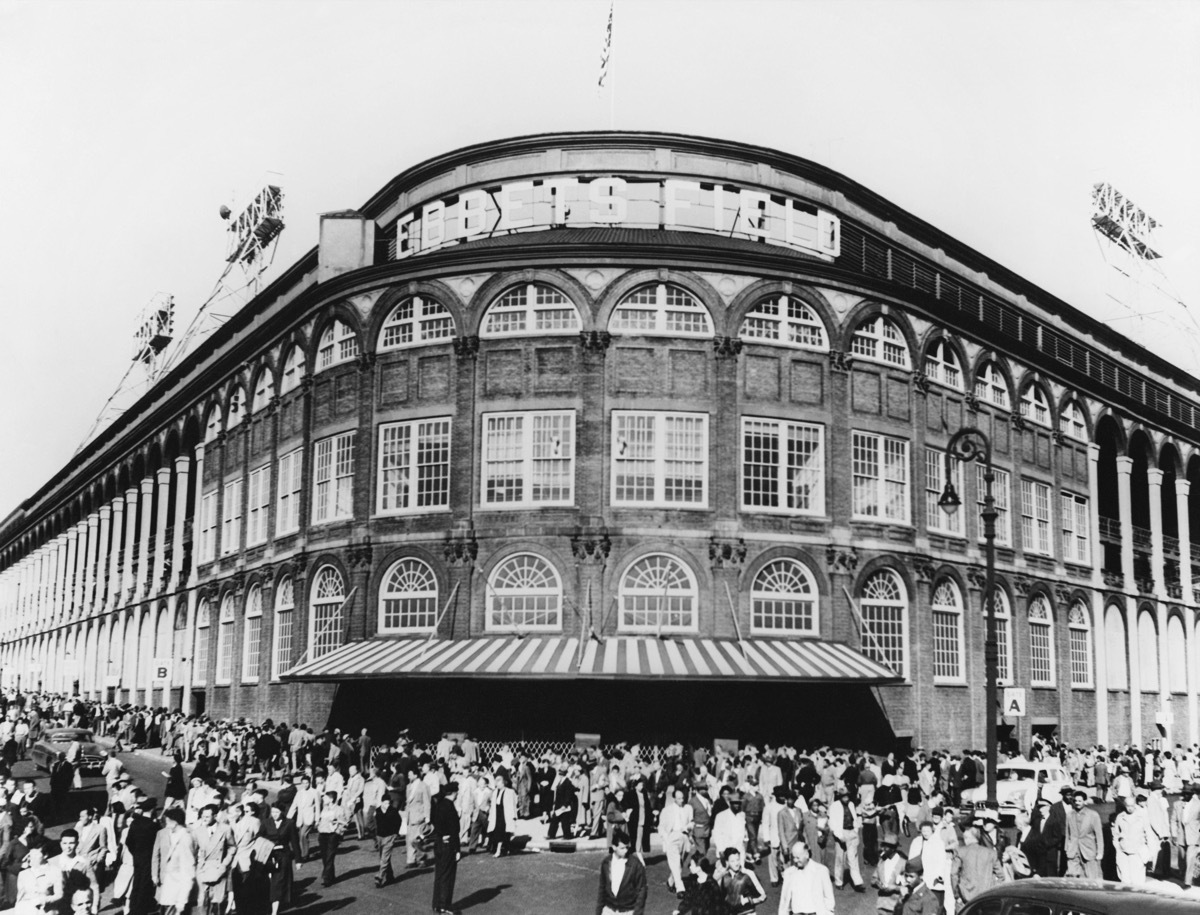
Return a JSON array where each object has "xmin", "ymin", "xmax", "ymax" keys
[{"xmin": 1, "ymin": 0, "xmax": 1198, "ymax": 520}]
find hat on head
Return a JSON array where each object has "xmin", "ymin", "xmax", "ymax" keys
[
  {"xmin": 1059, "ymin": 786, "xmax": 1075, "ymax": 798},
  {"xmin": 904, "ymin": 857, "xmax": 924, "ymax": 876}
]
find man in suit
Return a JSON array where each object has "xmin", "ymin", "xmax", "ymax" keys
[
  {"xmin": 952, "ymin": 827, "xmax": 1005, "ymax": 905},
  {"xmin": 1145, "ymin": 781, "xmax": 1172, "ymax": 878},
  {"xmin": 547, "ymin": 764, "xmax": 578, "ymax": 840},
  {"xmin": 49, "ymin": 828, "xmax": 101, "ymax": 914},
  {"xmin": 191, "ymin": 804, "xmax": 234, "ymax": 915},
  {"xmin": 689, "ymin": 781, "xmax": 713, "ymax": 859},
  {"xmin": 151, "ymin": 808, "xmax": 197, "ymax": 915},
  {"xmin": 595, "ymin": 830, "xmax": 646, "ymax": 915},
  {"xmin": 1182, "ymin": 782, "xmax": 1200, "ymax": 885},
  {"xmin": 1029, "ymin": 790, "xmax": 1067, "ymax": 877},
  {"xmin": 406, "ymin": 770, "xmax": 432, "ymax": 868},
  {"xmin": 286, "ymin": 774, "xmax": 319, "ymax": 862},
  {"xmin": 1064, "ymin": 786, "xmax": 1104, "ymax": 879},
  {"xmin": 74, "ymin": 808, "xmax": 108, "ymax": 888},
  {"xmin": 431, "ymin": 783, "xmax": 461, "ymax": 915}
]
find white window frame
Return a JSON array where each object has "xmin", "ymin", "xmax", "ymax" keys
[
  {"xmin": 988, "ymin": 589, "xmax": 1015, "ymax": 686},
  {"xmin": 1020, "ymin": 384, "xmax": 1051, "ymax": 427},
  {"xmin": 251, "ymin": 370, "xmax": 273, "ymax": 414},
  {"xmin": 379, "ymin": 295, "xmax": 456, "ymax": 350},
  {"xmin": 974, "ymin": 362, "xmax": 1010, "ymax": 409},
  {"xmin": 612, "ymin": 411, "xmax": 709, "ymax": 508},
  {"xmin": 738, "ymin": 294, "xmax": 828, "ymax": 352},
  {"xmin": 1021, "ymin": 478, "xmax": 1053, "ymax": 556},
  {"xmin": 617, "ymin": 553, "xmax": 699, "ymax": 634},
  {"xmin": 978, "ymin": 465, "xmax": 1012, "ymax": 547},
  {"xmin": 859, "ymin": 570, "xmax": 909, "ymax": 679},
  {"xmin": 193, "ymin": 601, "xmax": 210, "ymax": 686},
  {"xmin": 204, "ymin": 407, "xmax": 222, "ymax": 443},
  {"xmin": 312, "ymin": 432, "xmax": 355, "ymax": 524},
  {"xmin": 924, "ymin": 339, "xmax": 963, "ymax": 391},
  {"xmin": 377, "ymin": 418, "xmax": 452, "ymax": 515},
  {"xmin": 246, "ymin": 464, "xmax": 271, "ymax": 547},
  {"xmin": 750, "ymin": 558, "xmax": 818, "ymax": 636},
  {"xmin": 242, "ymin": 585, "xmax": 263, "ymax": 683},
  {"xmin": 850, "ymin": 315, "xmax": 910, "ymax": 369},
  {"xmin": 931, "ymin": 579, "xmax": 966, "ymax": 683},
  {"xmin": 271, "ymin": 577, "xmax": 294, "ymax": 681},
  {"xmin": 480, "ymin": 283, "xmax": 580, "ymax": 338},
  {"xmin": 1068, "ymin": 601, "xmax": 1093, "ymax": 688},
  {"xmin": 925, "ymin": 448, "xmax": 964, "ymax": 537},
  {"xmin": 1061, "ymin": 492, "xmax": 1091, "ymax": 565},
  {"xmin": 317, "ymin": 320, "xmax": 359, "ymax": 371},
  {"xmin": 309, "ymin": 565, "xmax": 347, "ymax": 660},
  {"xmin": 215, "ymin": 594, "xmax": 235, "ymax": 685},
  {"xmin": 1063, "ymin": 400, "xmax": 1088, "ymax": 442},
  {"xmin": 1028, "ymin": 594, "xmax": 1056, "ymax": 687},
  {"xmin": 280, "ymin": 346, "xmax": 305, "ymax": 394},
  {"xmin": 276, "ymin": 448, "xmax": 302, "ymax": 536},
  {"xmin": 379, "ymin": 558, "xmax": 439, "ymax": 633},
  {"xmin": 486, "ymin": 553, "xmax": 563, "ymax": 632},
  {"xmin": 740, "ymin": 418, "xmax": 825, "ymax": 516},
  {"xmin": 480, "ymin": 411, "xmax": 575, "ymax": 509},
  {"xmin": 198, "ymin": 491, "xmax": 218, "ymax": 563},
  {"xmin": 220, "ymin": 478, "xmax": 243, "ymax": 556},
  {"xmin": 226, "ymin": 388, "xmax": 245, "ymax": 429},
  {"xmin": 609, "ymin": 283, "xmax": 713, "ymax": 338},
  {"xmin": 851, "ymin": 431, "xmax": 910, "ymax": 524}
]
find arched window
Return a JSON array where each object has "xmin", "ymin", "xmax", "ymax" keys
[
  {"xmin": 271, "ymin": 576, "xmax": 294, "ymax": 680},
  {"xmin": 204, "ymin": 406, "xmax": 222, "ymax": 443},
  {"xmin": 216, "ymin": 594, "xmax": 235, "ymax": 684},
  {"xmin": 226, "ymin": 387, "xmax": 245, "ymax": 429},
  {"xmin": 1062, "ymin": 400, "xmax": 1088, "ymax": 442},
  {"xmin": 194, "ymin": 601, "xmax": 210, "ymax": 686},
  {"xmin": 924, "ymin": 339, "xmax": 963, "ymax": 390},
  {"xmin": 280, "ymin": 346, "xmax": 305, "ymax": 394},
  {"xmin": 1168, "ymin": 614, "xmax": 1187, "ymax": 693},
  {"xmin": 317, "ymin": 320, "xmax": 359, "ymax": 371},
  {"xmin": 481, "ymin": 284, "xmax": 580, "ymax": 337},
  {"xmin": 859, "ymin": 570, "xmax": 908, "ymax": 678},
  {"xmin": 987, "ymin": 589, "xmax": 1014, "ymax": 685},
  {"xmin": 609, "ymin": 283, "xmax": 713, "ymax": 338},
  {"xmin": 251, "ymin": 370, "xmax": 274, "ymax": 414},
  {"xmin": 618, "ymin": 554, "xmax": 698, "ymax": 632},
  {"xmin": 379, "ymin": 558, "xmax": 438, "ymax": 632},
  {"xmin": 379, "ymin": 296, "xmax": 456, "ymax": 350},
  {"xmin": 750, "ymin": 558, "xmax": 818, "ymax": 635},
  {"xmin": 974, "ymin": 363, "xmax": 1010, "ymax": 409},
  {"xmin": 310, "ymin": 566, "xmax": 346, "ymax": 660},
  {"xmin": 1105, "ymin": 605, "xmax": 1128, "ymax": 690},
  {"xmin": 487, "ymin": 553, "xmax": 562, "ymax": 631},
  {"xmin": 242, "ymin": 585, "xmax": 263, "ymax": 683},
  {"xmin": 1028, "ymin": 594, "xmax": 1055, "ymax": 686},
  {"xmin": 850, "ymin": 316, "xmax": 909, "ymax": 369},
  {"xmin": 739, "ymin": 295, "xmax": 828, "ymax": 351},
  {"xmin": 1021, "ymin": 384, "xmax": 1051, "ymax": 427},
  {"xmin": 1138, "ymin": 610, "xmax": 1159, "ymax": 692},
  {"xmin": 931, "ymin": 579, "xmax": 965, "ymax": 682},
  {"xmin": 1068, "ymin": 601, "xmax": 1093, "ymax": 688}
]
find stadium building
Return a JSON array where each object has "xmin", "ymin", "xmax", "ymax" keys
[{"xmin": 1, "ymin": 131, "xmax": 1198, "ymax": 752}]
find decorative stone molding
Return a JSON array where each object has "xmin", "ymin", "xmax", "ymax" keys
[
  {"xmin": 825, "ymin": 545, "xmax": 859, "ymax": 575},
  {"xmin": 1054, "ymin": 585, "xmax": 1073, "ymax": 610},
  {"xmin": 966, "ymin": 566, "xmax": 988, "ymax": 591},
  {"xmin": 1136, "ymin": 576, "xmax": 1155, "ymax": 596},
  {"xmin": 268, "ymin": 395, "xmax": 281, "ymax": 415},
  {"xmin": 1102, "ymin": 570, "xmax": 1125, "ymax": 590},
  {"xmin": 712, "ymin": 336, "xmax": 743, "ymax": 359},
  {"xmin": 911, "ymin": 373, "xmax": 931, "ymax": 396},
  {"xmin": 357, "ymin": 351, "xmax": 377, "ymax": 373},
  {"xmin": 579, "ymin": 331, "xmax": 612, "ymax": 353},
  {"xmin": 1051, "ymin": 430, "xmax": 1066, "ymax": 446},
  {"xmin": 1013, "ymin": 576, "xmax": 1034, "ymax": 597},
  {"xmin": 829, "ymin": 350, "xmax": 854, "ymax": 373},
  {"xmin": 963, "ymin": 393, "xmax": 979, "ymax": 413},
  {"xmin": 907, "ymin": 553, "xmax": 936, "ymax": 583},
  {"xmin": 570, "ymin": 528, "xmax": 611, "ymax": 564},
  {"xmin": 348, "ymin": 540, "xmax": 373, "ymax": 570},
  {"xmin": 452, "ymin": 335, "xmax": 480, "ymax": 360},
  {"xmin": 709, "ymin": 537, "xmax": 747, "ymax": 569},
  {"xmin": 1009, "ymin": 412, "xmax": 1026, "ymax": 432},
  {"xmin": 443, "ymin": 531, "xmax": 478, "ymax": 565}
]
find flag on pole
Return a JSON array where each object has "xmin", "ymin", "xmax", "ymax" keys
[{"xmin": 598, "ymin": 2, "xmax": 613, "ymax": 90}]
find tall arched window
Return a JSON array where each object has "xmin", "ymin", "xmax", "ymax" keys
[
  {"xmin": 931, "ymin": 579, "xmax": 965, "ymax": 682},
  {"xmin": 750, "ymin": 558, "xmax": 818, "ymax": 635},
  {"xmin": 1138, "ymin": 610, "xmax": 1159, "ymax": 692},
  {"xmin": 924, "ymin": 339, "xmax": 963, "ymax": 390},
  {"xmin": 1105, "ymin": 605, "xmax": 1128, "ymax": 690},
  {"xmin": 739, "ymin": 295, "xmax": 827, "ymax": 351},
  {"xmin": 975, "ymin": 363, "xmax": 1010, "ymax": 409},
  {"xmin": 379, "ymin": 296, "xmax": 455, "ymax": 350},
  {"xmin": 618, "ymin": 554, "xmax": 698, "ymax": 632},
  {"xmin": 850, "ymin": 316, "xmax": 909, "ymax": 369},
  {"xmin": 860, "ymin": 570, "xmax": 908, "ymax": 678},
  {"xmin": 1028, "ymin": 594, "xmax": 1055, "ymax": 686},
  {"xmin": 609, "ymin": 283, "xmax": 713, "ymax": 338},
  {"xmin": 487, "ymin": 553, "xmax": 562, "ymax": 631},
  {"xmin": 1062, "ymin": 400, "xmax": 1088, "ymax": 442},
  {"xmin": 379, "ymin": 558, "xmax": 438, "ymax": 632},
  {"xmin": 193, "ymin": 601, "xmax": 210, "ymax": 686},
  {"xmin": 204, "ymin": 406, "xmax": 222, "ymax": 442},
  {"xmin": 317, "ymin": 320, "xmax": 359, "ymax": 371},
  {"xmin": 272, "ymin": 577, "xmax": 294, "ymax": 680},
  {"xmin": 251, "ymin": 370, "xmax": 274, "ymax": 414},
  {"xmin": 216, "ymin": 594, "xmax": 235, "ymax": 684},
  {"xmin": 1068, "ymin": 601, "xmax": 1093, "ymax": 688},
  {"xmin": 280, "ymin": 346, "xmax": 305, "ymax": 394},
  {"xmin": 242, "ymin": 585, "xmax": 263, "ymax": 683},
  {"xmin": 226, "ymin": 387, "xmax": 245, "ymax": 429},
  {"xmin": 1021, "ymin": 384, "xmax": 1051, "ymax": 427},
  {"xmin": 1168, "ymin": 614, "xmax": 1187, "ymax": 693},
  {"xmin": 481, "ymin": 284, "xmax": 580, "ymax": 337},
  {"xmin": 988, "ymin": 589, "xmax": 1014, "ymax": 685},
  {"xmin": 310, "ymin": 566, "xmax": 347, "ymax": 660}
]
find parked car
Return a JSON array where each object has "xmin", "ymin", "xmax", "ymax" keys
[
  {"xmin": 960, "ymin": 877, "xmax": 1197, "ymax": 915},
  {"xmin": 961, "ymin": 757, "xmax": 1070, "ymax": 820},
  {"xmin": 29, "ymin": 728, "xmax": 106, "ymax": 774}
]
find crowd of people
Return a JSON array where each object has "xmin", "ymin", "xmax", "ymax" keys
[{"xmin": 1, "ymin": 691, "xmax": 1199, "ymax": 915}]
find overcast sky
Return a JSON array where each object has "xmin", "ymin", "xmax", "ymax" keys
[{"xmin": 1, "ymin": 0, "xmax": 1198, "ymax": 520}]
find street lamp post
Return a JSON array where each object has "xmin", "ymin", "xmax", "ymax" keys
[{"xmin": 938, "ymin": 426, "xmax": 998, "ymax": 806}]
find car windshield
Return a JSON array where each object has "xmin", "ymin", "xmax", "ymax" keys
[
  {"xmin": 50, "ymin": 732, "xmax": 92, "ymax": 742},
  {"xmin": 999, "ymin": 768, "xmax": 1033, "ymax": 781}
]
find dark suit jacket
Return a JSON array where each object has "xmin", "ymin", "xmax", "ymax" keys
[
  {"xmin": 690, "ymin": 795, "xmax": 712, "ymax": 838},
  {"xmin": 595, "ymin": 853, "xmax": 647, "ymax": 915},
  {"xmin": 901, "ymin": 881, "xmax": 941, "ymax": 915}
]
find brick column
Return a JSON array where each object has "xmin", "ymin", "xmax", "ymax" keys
[
  {"xmin": 95, "ymin": 506, "xmax": 112, "ymax": 608},
  {"xmin": 82, "ymin": 512, "xmax": 99, "ymax": 613},
  {"xmin": 105, "ymin": 497, "xmax": 124, "ymax": 609},
  {"xmin": 189, "ymin": 445, "xmax": 206, "ymax": 587},
  {"xmin": 152, "ymin": 467, "xmax": 172, "ymax": 594},
  {"xmin": 122, "ymin": 488, "xmax": 139, "ymax": 602},
  {"xmin": 171, "ymin": 455, "xmax": 191, "ymax": 591},
  {"xmin": 71, "ymin": 521, "xmax": 86, "ymax": 614},
  {"xmin": 136, "ymin": 477, "xmax": 154, "ymax": 597},
  {"xmin": 54, "ymin": 534, "xmax": 69, "ymax": 623}
]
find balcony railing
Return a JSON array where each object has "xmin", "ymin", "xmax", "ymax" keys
[
  {"xmin": 1098, "ymin": 516, "xmax": 1122, "ymax": 543},
  {"xmin": 1163, "ymin": 535, "xmax": 1180, "ymax": 558},
  {"xmin": 1131, "ymin": 525, "xmax": 1153, "ymax": 551}
]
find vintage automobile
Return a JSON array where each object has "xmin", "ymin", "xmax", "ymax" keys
[
  {"xmin": 959, "ymin": 877, "xmax": 1197, "ymax": 915},
  {"xmin": 29, "ymin": 728, "xmax": 107, "ymax": 774},
  {"xmin": 960, "ymin": 757, "xmax": 1071, "ymax": 820}
]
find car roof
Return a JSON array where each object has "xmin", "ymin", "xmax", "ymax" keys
[
  {"xmin": 45, "ymin": 728, "xmax": 92, "ymax": 737},
  {"xmin": 997, "ymin": 759, "xmax": 1062, "ymax": 769},
  {"xmin": 973, "ymin": 878, "xmax": 1197, "ymax": 913}
]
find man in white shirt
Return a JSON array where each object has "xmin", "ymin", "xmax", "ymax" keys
[
  {"xmin": 777, "ymin": 839, "xmax": 834, "ymax": 915},
  {"xmin": 49, "ymin": 828, "xmax": 100, "ymax": 915},
  {"xmin": 828, "ymin": 786, "xmax": 865, "ymax": 891},
  {"xmin": 362, "ymin": 767, "xmax": 388, "ymax": 848},
  {"xmin": 288, "ymin": 774, "xmax": 322, "ymax": 862},
  {"xmin": 658, "ymin": 788, "xmax": 693, "ymax": 893}
]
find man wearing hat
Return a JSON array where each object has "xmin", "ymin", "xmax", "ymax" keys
[
  {"xmin": 828, "ymin": 784, "xmax": 864, "ymax": 891},
  {"xmin": 762, "ymin": 787, "xmax": 786, "ymax": 886},
  {"xmin": 1064, "ymin": 786, "xmax": 1103, "ymax": 879},
  {"xmin": 899, "ymin": 857, "xmax": 939, "ymax": 915},
  {"xmin": 689, "ymin": 781, "xmax": 713, "ymax": 860},
  {"xmin": 1029, "ymin": 789, "xmax": 1067, "ymax": 877},
  {"xmin": 872, "ymin": 835, "xmax": 907, "ymax": 914},
  {"xmin": 1145, "ymin": 781, "xmax": 1171, "ymax": 878}
]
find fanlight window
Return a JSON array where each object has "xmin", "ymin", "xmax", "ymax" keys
[
  {"xmin": 924, "ymin": 339, "xmax": 963, "ymax": 390},
  {"xmin": 850, "ymin": 316, "xmax": 910, "ymax": 368},
  {"xmin": 226, "ymin": 388, "xmax": 245, "ymax": 429},
  {"xmin": 1063, "ymin": 400, "xmax": 1088, "ymax": 441},
  {"xmin": 252, "ymin": 370, "xmax": 274, "ymax": 413},
  {"xmin": 739, "ymin": 295, "xmax": 828, "ymax": 351},
  {"xmin": 931, "ymin": 579, "xmax": 965, "ymax": 681},
  {"xmin": 380, "ymin": 558, "xmax": 439, "ymax": 632},
  {"xmin": 379, "ymin": 296, "xmax": 456, "ymax": 350},
  {"xmin": 487, "ymin": 553, "xmax": 562, "ymax": 630},
  {"xmin": 317, "ymin": 320, "xmax": 359, "ymax": 371},
  {"xmin": 310, "ymin": 565, "xmax": 347, "ymax": 659},
  {"xmin": 609, "ymin": 283, "xmax": 713, "ymax": 338},
  {"xmin": 750, "ymin": 558, "xmax": 818, "ymax": 634},
  {"xmin": 204, "ymin": 406, "xmax": 222, "ymax": 442},
  {"xmin": 242, "ymin": 585, "xmax": 263, "ymax": 682},
  {"xmin": 280, "ymin": 346, "xmax": 305, "ymax": 394},
  {"xmin": 1068, "ymin": 601, "xmax": 1092, "ymax": 688},
  {"xmin": 1021, "ymin": 384, "xmax": 1051, "ymax": 427},
  {"xmin": 1028, "ymin": 594, "xmax": 1055, "ymax": 686},
  {"xmin": 975, "ymin": 363, "xmax": 1010, "ymax": 409},
  {"xmin": 481, "ymin": 284, "xmax": 580, "ymax": 337},
  {"xmin": 619, "ymin": 554, "xmax": 698, "ymax": 632},
  {"xmin": 859, "ymin": 570, "xmax": 908, "ymax": 677},
  {"xmin": 987, "ymin": 589, "xmax": 1014, "ymax": 685}
]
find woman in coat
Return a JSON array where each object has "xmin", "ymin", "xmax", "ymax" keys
[
  {"xmin": 151, "ymin": 808, "xmax": 196, "ymax": 915},
  {"xmin": 261, "ymin": 800, "xmax": 299, "ymax": 915},
  {"xmin": 488, "ymin": 772, "xmax": 518, "ymax": 857}
]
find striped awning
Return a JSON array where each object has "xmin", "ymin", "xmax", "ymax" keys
[{"xmin": 283, "ymin": 635, "xmax": 901, "ymax": 684}]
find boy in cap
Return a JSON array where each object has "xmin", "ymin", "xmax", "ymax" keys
[{"xmin": 900, "ymin": 858, "xmax": 939, "ymax": 915}]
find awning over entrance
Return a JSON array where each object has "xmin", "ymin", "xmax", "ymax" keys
[{"xmin": 284, "ymin": 635, "xmax": 902, "ymax": 684}]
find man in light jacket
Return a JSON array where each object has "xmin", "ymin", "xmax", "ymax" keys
[
  {"xmin": 406, "ymin": 771, "xmax": 432, "ymax": 868},
  {"xmin": 287, "ymin": 774, "xmax": 321, "ymax": 862},
  {"xmin": 1064, "ymin": 788, "xmax": 1104, "ymax": 879},
  {"xmin": 151, "ymin": 809, "xmax": 196, "ymax": 915},
  {"xmin": 777, "ymin": 839, "xmax": 834, "ymax": 915}
]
